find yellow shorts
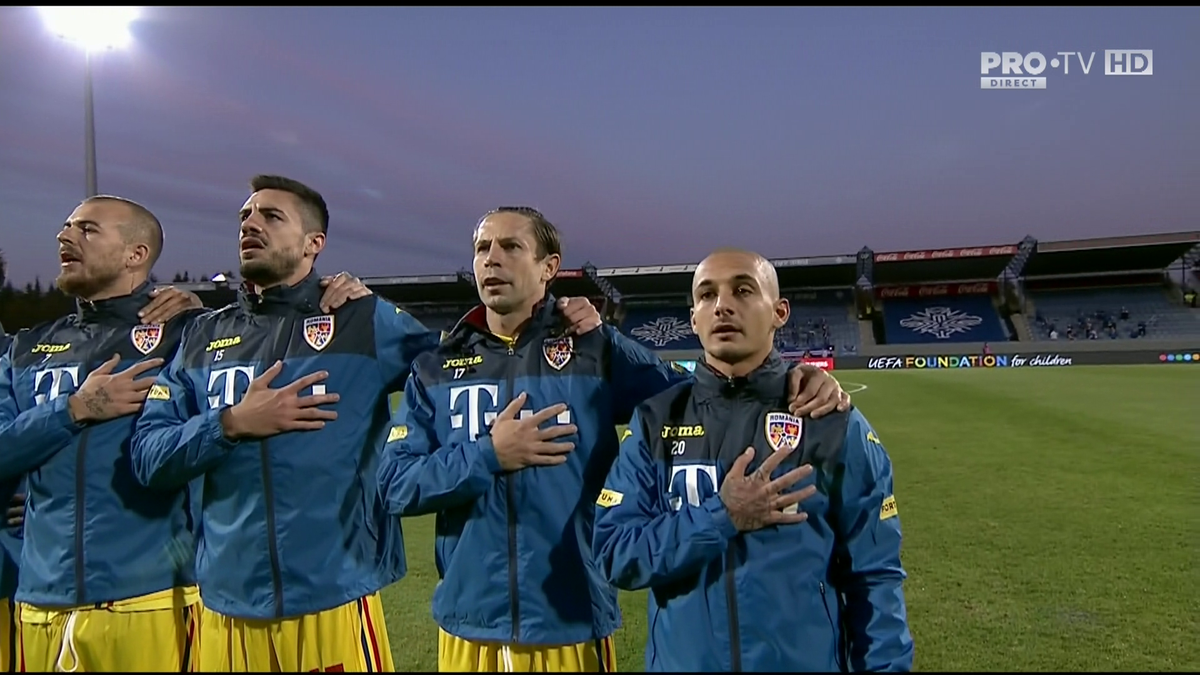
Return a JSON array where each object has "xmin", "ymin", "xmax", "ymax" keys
[
  {"xmin": 0, "ymin": 598, "xmax": 15, "ymax": 673},
  {"xmin": 17, "ymin": 586, "xmax": 199, "ymax": 672},
  {"xmin": 437, "ymin": 628, "xmax": 617, "ymax": 672},
  {"xmin": 197, "ymin": 592, "xmax": 392, "ymax": 672}
]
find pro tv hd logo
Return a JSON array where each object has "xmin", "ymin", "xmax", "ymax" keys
[{"xmin": 980, "ymin": 50, "xmax": 1153, "ymax": 90}]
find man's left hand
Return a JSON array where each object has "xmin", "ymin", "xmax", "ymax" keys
[
  {"xmin": 786, "ymin": 364, "xmax": 852, "ymax": 418},
  {"xmin": 6, "ymin": 493, "xmax": 25, "ymax": 529},
  {"xmin": 319, "ymin": 272, "xmax": 373, "ymax": 312},
  {"xmin": 557, "ymin": 297, "xmax": 602, "ymax": 336},
  {"xmin": 140, "ymin": 286, "xmax": 204, "ymax": 324}
]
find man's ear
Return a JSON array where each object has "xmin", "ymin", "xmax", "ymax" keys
[
  {"xmin": 773, "ymin": 298, "xmax": 790, "ymax": 329},
  {"xmin": 305, "ymin": 232, "xmax": 327, "ymax": 258},
  {"xmin": 126, "ymin": 243, "xmax": 152, "ymax": 270},
  {"xmin": 540, "ymin": 253, "xmax": 561, "ymax": 284}
]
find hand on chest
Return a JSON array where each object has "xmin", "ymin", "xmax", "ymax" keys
[
  {"xmin": 194, "ymin": 313, "xmax": 357, "ymax": 411},
  {"xmin": 20, "ymin": 324, "xmax": 173, "ymax": 408},
  {"xmin": 658, "ymin": 410, "xmax": 814, "ymax": 511}
]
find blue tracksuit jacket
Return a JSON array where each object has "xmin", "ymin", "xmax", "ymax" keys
[
  {"xmin": 0, "ymin": 285, "xmax": 199, "ymax": 608},
  {"xmin": 593, "ymin": 354, "xmax": 914, "ymax": 671},
  {"xmin": 131, "ymin": 271, "xmax": 440, "ymax": 619},
  {"xmin": 377, "ymin": 297, "xmax": 686, "ymax": 645}
]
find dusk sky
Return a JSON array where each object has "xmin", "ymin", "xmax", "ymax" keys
[{"xmin": 1, "ymin": 6, "xmax": 1196, "ymax": 285}]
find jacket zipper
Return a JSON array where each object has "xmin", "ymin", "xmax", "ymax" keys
[
  {"xmin": 819, "ymin": 581, "xmax": 846, "ymax": 670},
  {"xmin": 261, "ymin": 310, "xmax": 293, "ymax": 618},
  {"xmin": 724, "ymin": 548, "xmax": 742, "ymax": 671},
  {"xmin": 73, "ymin": 426, "xmax": 92, "ymax": 605},
  {"xmin": 72, "ymin": 359, "xmax": 94, "ymax": 605},
  {"xmin": 714, "ymin": 399, "xmax": 742, "ymax": 672},
  {"xmin": 503, "ymin": 340, "xmax": 520, "ymax": 642},
  {"xmin": 261, "ymin": 438, "xmax": 285, "ymax": 617}
]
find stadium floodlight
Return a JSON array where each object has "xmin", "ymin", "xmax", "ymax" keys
[{"xmin": 38, "ymin": 6, "xmax": 140, "ymax": 198}]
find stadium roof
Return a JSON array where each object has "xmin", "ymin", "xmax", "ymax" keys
[
  {"xmin": 169, "ymin": 231, "xmax": 1198, "ymax": 305},
  {"xmin": 597, "ymin": 253, "xmax": 861, "ymax": 296},
  {"xmin": 1024, "ymin": 231, "xmax": 1199, "ymax": 277},
  {"xmin": 871, "ymin": 244, "xmax": 1019, "ymax": 285}
]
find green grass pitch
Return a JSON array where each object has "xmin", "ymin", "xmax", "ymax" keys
[{"xmin": 380, "ymin": 366, "xmax": 1198, "ymax": 671}]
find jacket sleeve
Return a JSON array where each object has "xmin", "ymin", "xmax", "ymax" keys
[
  {"xmin": 130, "ymin": 327, "xmax": 236, "ymax": 489},
  {"xmin": 593, "ymin": 408, "xmax": 738, "ymax": 591},
  {"xmin": 830, "ymin": 410, "xmax": 914, "ymax": 672},
  {"xmin": 374, "ymin": 298, "xmax": 441, "ymax": 393},
  {"xmin": 0, "ymin": 339, "xmax": 83, "ymax": 481},
  {"xmin": 377, "ymin": 362, "xmax": 502, "ymax": 516},
  {"xmin": 604, "ymin": 326, "xmax": 690, "ymax": 425}
]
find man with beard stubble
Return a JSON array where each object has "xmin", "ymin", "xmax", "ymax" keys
[
  {"xmin": 132, "ymin": 176, "xmax": 601, "ymax": 672},
  {"xmin": 0, "ymin": 195, "xmax": 213, "ymax": 671}
]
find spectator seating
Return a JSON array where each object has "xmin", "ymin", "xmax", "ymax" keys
[
  {"xmin": 1026, "ymin": 285, "xmax": 1200, "ymax": 340},
  {"xmin": 775, "ymin": 292, "xmax": 858, "ymax": 355},
  {"xmin": 882, "ymin": 295, "xmax": 1008, "ymax": 345},
  {"xmin": 620, "ymin": 290, "xmax": 860, "ymax": 354}
]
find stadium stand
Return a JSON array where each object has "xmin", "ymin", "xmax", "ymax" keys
[
  {"xmin": 621, "ymin": 304, "xmax": 700, "ymax": 351},
  {"xmin": 1026, "ymin": 285, "xmax": 1200, "ymax": 340},
  {"xmin": 776, "ymin": 290, "xmax": 858, "ymax": 355},
  {"xmin": 167, "ymin": 231, "xmax": 1198, "ymax": 362},
  {"xmin": 882, "ymin": 294, "xmax": 1008, "ymax": 345}
]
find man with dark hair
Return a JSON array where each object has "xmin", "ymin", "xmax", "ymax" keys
[
  {"xmin": 378, "ymin": 210, "xmax": 849, "ymax": 672},
  {"xmin": 0, "ymin": 192, "xmax": 367, "ymax": 672},
  {"xmin": 130, "ymin": 179, "xmax": 599, "ymax": 672},
  {"xmin": 594, "ymin": 248, "xmax": 913, "ymax": 672}
]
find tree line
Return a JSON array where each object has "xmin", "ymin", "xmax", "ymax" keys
[{"xmin": 0, "ymin": 251, "xmax": 224, "ymax": 332}]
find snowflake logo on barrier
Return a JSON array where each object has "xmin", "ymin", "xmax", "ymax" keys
[
  {"xmin": 630, "ymin": 316, "xmax": 694, "ymax": 347},
  {"xmin": 899, "ymin": 307, "xmax": 983, "ymax": 339}
]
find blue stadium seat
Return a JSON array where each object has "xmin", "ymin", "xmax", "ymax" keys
[
  {"xmin": 620, "ymin": 289, "xmax": 860, "ymax": 354},
  {"xmin": 1026, "ymin": 285, "xmax": 1200, "ymax": 340},
  {"xmin": 883, "ymin": 295, "xmax": 1008, "ymax": 345},
  {"xmin": 620, "ymin": 305, "xmax": 700, "ymax": 351}
]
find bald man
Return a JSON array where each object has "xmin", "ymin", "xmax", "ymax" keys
[
  {"xmin": 0, "ymin": 195, "xmax": 211, "ymax": 670},
  {"xmin": 594, "ymin": 248, "xmax": 914, "ymax": 671}
]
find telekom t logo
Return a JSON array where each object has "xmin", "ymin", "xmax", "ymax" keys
[
  {"xmin": 668, "ymin": 463, "xmax": 719, "ymax": 511},
  {"xmin": 34, "ymin": 366, "xmax": 80, "ymax": 406},
  {"xmin": 448, "ymin": 384, "xmax": 572, "ymax": 441}
]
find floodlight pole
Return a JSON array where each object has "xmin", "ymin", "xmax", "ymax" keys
[{"xmin": 83, "ymin": 49, "xmax": 98, "ymax": 198}]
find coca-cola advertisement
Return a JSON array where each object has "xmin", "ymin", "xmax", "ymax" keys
[
  {"xmin": 780, "ymin": 353, "xmax": 836, "ymax": 370},
  {"xmin": 873, "ymin": 245, "xmax": 1017, "ymax": 263},
  {"xmin": 800, "ymin": 357, "xmax": 835, "ymax": 371},
  {"xmin": 875, "ymin": 281, "xmax": 997, "ymax": 299}
]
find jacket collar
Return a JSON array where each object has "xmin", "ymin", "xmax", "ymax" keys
[
  {"xmin": 694, "ymin": 350, "xmax": 789, "ymax": 403},
  {"xmin": 238, "ymin": 270, "xmax": 323, "ymax": 316},
  {"xmin": 75, "ymin": 280, "xmax": 155, "ymax": 326},
  {"xmin": 445, "ymin": 293, "xmax": 561, "ymax": 349}
]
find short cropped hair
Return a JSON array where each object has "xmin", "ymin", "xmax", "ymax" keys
[
  {"xmin": 477, "ymin": 206, "xmax": 562, "ymax": 260},
  {"xmin": 84, "ymin": 195, "xmax": 164, "ymax": 267},
  {"xmin": 249, "ymin": 174, "xmax": 329, "ymax": 235}
]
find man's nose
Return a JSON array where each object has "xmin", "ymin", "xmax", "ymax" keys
[{"xmin": 713, "ymin": 292, "xmax": 736, "ymax": 315}]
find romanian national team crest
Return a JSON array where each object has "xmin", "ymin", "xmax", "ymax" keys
[
  {"xmin": 543, "ymin": 336, "xmax": 573, "ymax": 371},
  {"xmin": 130, "ymin": 324, "xmax": 163, "ymax": 355},
  {"xmin": 764, "ymin": 412, "xmax": 803, "ymax": 453},
  {"xmin": 303, "ymin": 315, "xmax": 335, "ymax": 351}
]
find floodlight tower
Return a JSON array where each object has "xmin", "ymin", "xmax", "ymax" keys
[{"xmin": 38, "ymin": 7, "xmax": 140, "ymax": 198}]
